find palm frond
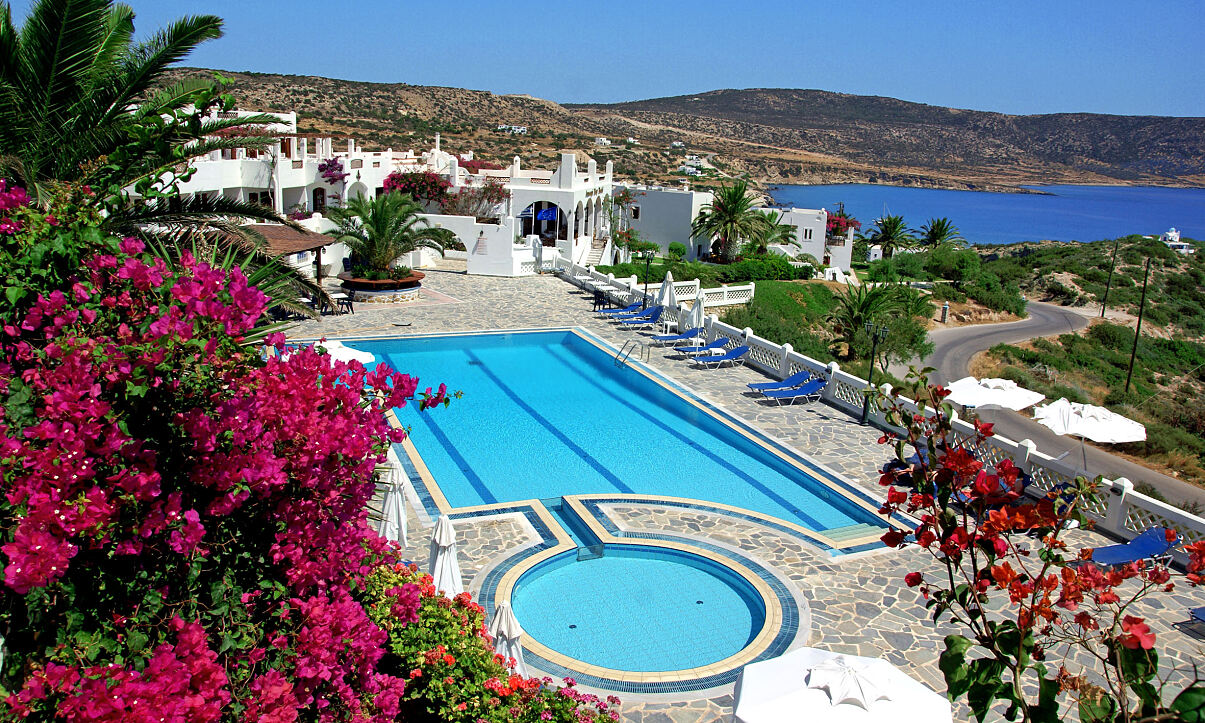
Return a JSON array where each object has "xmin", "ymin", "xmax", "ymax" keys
[{"xmin": 105, "ymin": 13, "xmax": 222, "ymax": 117}]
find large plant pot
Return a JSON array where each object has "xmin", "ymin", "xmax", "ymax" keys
[{"xmin": 337, "ymin": 271, "xmax": 425, "ymax": 303}]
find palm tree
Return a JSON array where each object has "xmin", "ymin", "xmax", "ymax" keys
[
  {"xmin": 0, "ymin": 0, "xmax": 284, "ymax": 229},
  {"xmin": 826, "ymin": 284, "xmax": 901, "ymax": 359},
  {"xmin": 861, "ymin": 215, "xmax": 915, "ymax": 258},
  {"xmin": 918, "ymin": 217, "xmax": 965, "ymax": 248},
  {"xmin": 0, "ymin": 0, "xmax": 326, "ymax": 320},
  {"xmin": 742, "ymin": 210, "xmax": 798, "ymax": 256},
  {"xmin": 691, "ymin": 179, "xmax": 764, "ymax": 262},
  {"xmin": 326, "ymin": 193, "xmax": 453, "ymax": 274}
]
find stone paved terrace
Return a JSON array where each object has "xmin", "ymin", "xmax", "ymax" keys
[{"xmin": 293, "ymin": 262, "xmax": 1205, "ymax": 722}]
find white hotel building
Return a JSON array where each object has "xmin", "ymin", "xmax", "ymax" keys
[{"xmin": 173, "ymin": 108, "xmax": 850, "ymax": 276}]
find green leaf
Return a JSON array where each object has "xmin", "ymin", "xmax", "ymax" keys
[
  {"xmin": 1031, "ymin": 676, "xmax": 1061, "ymax": 723},
  {"xmin": 940, "ymin": 635, "xmax": 974, "ymax": 699},
  {"xmin": 1173, "ymin": 684, "xmax": 1205, "ymax": 723},
  {"xmin": 126, "ymin": 630, "xmax": 148, "ymax": 653},
  {"xmin": 1078, "ymin": 689, "xmax": 1117, "ymax": 723}
]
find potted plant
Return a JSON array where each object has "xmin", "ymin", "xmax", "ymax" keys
[{"xmin": 325, "ymin": 193, "xmax": 453, "ymax": 290}]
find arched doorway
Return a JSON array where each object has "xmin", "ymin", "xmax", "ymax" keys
[
  {"xmin": 518, "ymin": 201, "xmax": 568, "ymax": 243},
  {"xmin": 347, "ymin": 181, "xmax": 368, "ymax": 201},
  {"xmin": 312, "ymin": 187, "xmax": 326, "ymax": 212}
]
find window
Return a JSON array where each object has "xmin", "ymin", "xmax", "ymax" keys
[
  {"xmin": 631, "ymin": 205, "xmax": 640, "ymax": 220},
  {"xmin": 312, "ymin": 187, "xmax": 326, "ymax": 212},
  {"xmin": 350, "ymin": 159, "xmax": 363, "ymax": 169},
  {"xmin": 372, "ymin": 161, "xmax": 380, "ymax": 168},
  {"xmin": 803, "ymin": 227, "xmax": 812, "ymax": 240},
  {"xmin": 249, "ymin": 190, "xmax": 274, "ymax": 206}
]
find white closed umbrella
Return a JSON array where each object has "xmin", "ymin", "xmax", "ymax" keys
[
  {"xmin": 1032, "ymin": 397, "xmax": 1146, "ymax": 468},
  {"xmin": 379, "ymin": 463, "xmax": 409, "ymax": 546},
  {"xmin": 686, "ymin": 287, "xmax": 706, "ymax": 331},
  {"xmin": 488, "ymin": 601, "xmax": 527, "ymax": 676},
  {"xmin": 317, "ymin": 339, "xmax": 375, "ymax": 365},
  {"xmin": 945, "ymin": 376, "xmax": 1045, "ymax": 411},
  {"xmin": 733, "ymin": 648, "xmax": 951, "ymax": 723},
  {"xmin": 655, "ymin": 269, "xmax": 678, "ymax": 309},
  {"xmin": 427, "ymin": 514, "xmax": 463, "ymax": 596}
]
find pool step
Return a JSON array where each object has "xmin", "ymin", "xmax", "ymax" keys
[
  {"xmin": 577, "ymin": 544, "xmax": 605, "ymax": 561},
  {"xmin": 540, "ymin": 497, "xmax": 602, "ymax": 550},
  {"xmin": 824, "ymin": 523, "xmax": 883, "ymax": 544}
]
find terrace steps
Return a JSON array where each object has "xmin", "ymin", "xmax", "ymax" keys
[{"xmin": 823, "ymin": 523, "xmax": 882, "ymax": 543}]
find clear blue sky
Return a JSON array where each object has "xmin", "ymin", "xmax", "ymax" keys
[{"xmin": 24, "ymin": 0, "xmax": 1205, "ymax": 116}]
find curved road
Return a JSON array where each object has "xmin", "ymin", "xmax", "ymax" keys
[{"xmin": 913, "ymin": 301, "xmax": 1205, "ymax": 508}]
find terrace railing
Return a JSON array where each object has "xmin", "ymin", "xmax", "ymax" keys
[{"xmin": 687, "ymin": 313, "xmax": 1205, "ymax": 561}]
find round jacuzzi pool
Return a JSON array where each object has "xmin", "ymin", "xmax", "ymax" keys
[{"xmin": 510, "ymin": 545, "xmax": 766, "ymax": 673}]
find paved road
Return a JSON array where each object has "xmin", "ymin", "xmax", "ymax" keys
[
  {"xmin": 914, "ymin": 301, "xmax": 1205, "ymax": 508},
  {"xmin": 922, "ymin": 301, "xmax": 1089, "ymax": 386}
]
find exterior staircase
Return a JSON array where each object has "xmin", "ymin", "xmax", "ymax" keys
[{"xmin": 584, "ymin": 237, "xmax": 607, "ymax": 266}]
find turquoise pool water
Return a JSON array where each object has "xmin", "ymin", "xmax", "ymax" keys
[
  {"xmin": 356, "ymin": 330, "xmax": 881, "ymax": 534},
  {"xmin": 511, "ymin": 545, "xmax": 763, "ymax": 671}
]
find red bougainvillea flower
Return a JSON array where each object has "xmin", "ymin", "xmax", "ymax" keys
[{"xmin": 1120, "ymin": 616, "xmax": 1156, "ymax": 650}]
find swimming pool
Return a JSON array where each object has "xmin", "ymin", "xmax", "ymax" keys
[
  {"xmin": 511, "ymin": 545, "xmax": 765, "ymax": 672},
  {"xmin": 354, "ymin": 329, "xmax": 884, "ymax": 536}
]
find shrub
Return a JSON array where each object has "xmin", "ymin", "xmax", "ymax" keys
[
  {"xmin": 964, "ymin": 271, "xmax": 1027, "ymax": 316},
  {"xmin": 1088, "ymin": 322, "xmax": 1134, "ymax": 351},
  {"xmin": 667, "ymin": 241, "xmax": 687, "ymax": 262},
  {"xmin": 362, "ymin": 565, "xmax": 618, "ymax": 723},
  {"xmin": 0, "ymin": 187, "xmax": 474, "ymax": 721},
  {"xmin": 930, "ymin": 283, "xmax": 967, "ymax": 303}
]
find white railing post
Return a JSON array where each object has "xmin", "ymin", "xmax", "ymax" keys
[
  {"xmin": 749, "ymin": 281, "xmax": 756, "ymax": 300},
  {"xmin": 1104, "ymin": 477, "xmax": 1133, "ymax": 535},
  {"xmin": 778, "ymin": 343, "xmax": 793, "ymax": 379},
  {"xmin": 705, "ymin": 314, "xmax": 718, "ymax": 342},
  {"xmin": 1015, "ymin": 439, "xmax": 1037, "ymax": 474},
  {"xmin": 821, "ymin": 361, "xmax": 841, "ymax": 402}
]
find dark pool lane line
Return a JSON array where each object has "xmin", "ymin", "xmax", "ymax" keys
[
  {"xmin": 464, "ymin": 349, "xmax": 635, "ymax": 495},
  {"xmin": 390, "ymin": 352, "xmax": 499, "ymax": 505},
  {"xmin": 543, "ymin": 345, "xmax": 830, "ymax": 531}
]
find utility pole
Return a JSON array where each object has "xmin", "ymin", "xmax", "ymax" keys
[
  {"xmin": 1124, "ymin": 256, "xmax": 1153, "ymax": 394},
  {"xmin": 1099, "ymin": 237, "xmax": 1122, "ymax": 318}
]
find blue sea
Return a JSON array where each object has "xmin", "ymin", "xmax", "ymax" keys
[{"xmin": 769, "ymin": 184, "xmax": 1205, "ymax": 245}]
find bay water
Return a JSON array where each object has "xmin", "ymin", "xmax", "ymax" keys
[{"xmin": 769, "ymin": 184, "xmax": 1205, "ymax": 245}]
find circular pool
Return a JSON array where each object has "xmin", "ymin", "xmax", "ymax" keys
[{"xmin": 510, "ymin": 545, "xmax": 766, "ymax": 673}]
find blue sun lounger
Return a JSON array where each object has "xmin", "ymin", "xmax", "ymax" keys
[
  {"xmin": 1089, "ymin": 527, "xmax": 1178, "ymax": 567},
  {"xmin": 596, "ymin": 301, "xmax": 642, "ymax": 315},
  {"xmin": 671, "ymin": 338, "xmax": 729, "ymax": 357},
  {"xmin": 612, "ymin": 304, "xmax": 661, "ymax": 321},
  {"xmin": 651, "ymin": 327, "xmax": 704, "ymax": 345},
  {"xmin": 759, "ymin": 378, "xmax": 826, "ymax": 405},
  {"xmin": 618, "ymin": 306, "xmax": 663, "ymax": 329},
  {"xmin": 747, "ymin": 369, "xmax": 814, "ymax": 393},
  {"xmin": 694, "ymin": 345, "xmax": 750, "ymax": 369},
  {"xmin": 1191, "ymin": 606, "xmax": 1205, "ymax": 628}
]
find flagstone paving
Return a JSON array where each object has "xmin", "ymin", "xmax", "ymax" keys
[{"xmin": 291, "ymin": 263, "xmax": 1205, "ymax": 722}]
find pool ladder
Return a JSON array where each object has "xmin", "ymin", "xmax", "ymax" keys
[{"xmin": 614, "ymin": 339, "xmax": 650, "ymax": 368}]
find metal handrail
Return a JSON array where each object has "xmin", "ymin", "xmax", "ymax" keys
[{"xmin": 615, "ymin": 339, "xmax": 649, "ymax": 367}]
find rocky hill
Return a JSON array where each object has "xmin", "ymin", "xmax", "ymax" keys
[{"xmin": 166, "ymin": 69, "xmax": 1205, "ymax": 191}]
